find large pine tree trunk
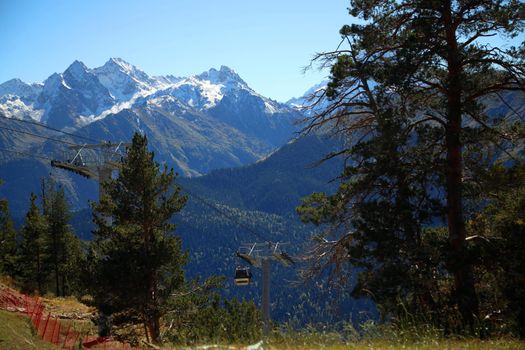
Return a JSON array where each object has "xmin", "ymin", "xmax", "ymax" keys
[
  {"xmin": 146, "ymin": 315, "xmax": 161, "ymax": 345},
  {"xmin": 443, "ymin": 0, "xmax": 479, "ymax": 328},
  {"xmin": 445, "ymin": 109, "xmax": 479, "ymax": 327}
]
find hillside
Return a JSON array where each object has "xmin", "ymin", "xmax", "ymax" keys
[{"xmin": 179, "ymin": 133, "xmax": 343, "ymax": 216}]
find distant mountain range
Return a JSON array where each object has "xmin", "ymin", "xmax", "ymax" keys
[
  {"xmin": 0, "ymin": 58, "xmax": 330, "ymax": 216},
  {"xmin": 0, "ymin": 58, "xmax": 304, "ymax": 178}
]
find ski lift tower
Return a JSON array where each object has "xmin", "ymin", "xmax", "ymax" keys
[
  {"xmin": 236, "ymin": 242, "xmax": 294, "ymax": 335},
  {"xmin": 50, "ymin": 141, "xmax": 131, "ymax": 199}
]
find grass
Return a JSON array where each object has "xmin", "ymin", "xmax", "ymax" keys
[
  {"xmin": 263, "ymin": 339, "xmax": 525, "ymax": 350},
  {"xmin": 2, "ymin": 307, "xmax": 523, "ymax": 350},
  {"xmin": 0, "ymin": 310, "xmax": 57, "ymax": 350},
  {"xmin": 163, "ymin": 334, "xmax": 525, "ymax": 350},
  {"xmin": 165, "ymin": 339, "xmax": 525, "ymax": 350}
]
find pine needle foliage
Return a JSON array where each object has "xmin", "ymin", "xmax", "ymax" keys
[{"xmin": 91, "ymin": 132, "xmax": 187, "ymax": 344}]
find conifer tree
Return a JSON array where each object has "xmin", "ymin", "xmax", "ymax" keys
[
  {"xmin": 44, "ymin": 184, "xmax": 74, "ymax": 297},
  {"xmin": 300, "ymin": 0, "xmax": 525, "ymax": 328},
  {"xmin": 18, "ymin": 193, "xmax": 48, "ymax": 294},
  {"xmin": 92, "ymin": 132, "xmax": 187, "ymax": 344},
  {"xmin": 0, "ymin": 188, "xmax": 17, "ymax": 277}
]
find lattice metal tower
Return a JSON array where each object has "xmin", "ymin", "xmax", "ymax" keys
[{"xmin": 51, "ymin": 141, "xmax": 130, "ymax": 198}]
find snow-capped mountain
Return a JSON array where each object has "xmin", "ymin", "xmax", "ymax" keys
[
  {"xmin": 0, "ymin": 79, "xmax": 44, "ymax": 121},
  {"xmin": 286, "ymin": 80, "xmax": 328, "ymax": 117},
  {"xmin": 0, "ymin": 58, "xmax": 301, "ymax": 177},
  {"xmin": 0, "ymin": 58, "xmax": 297, "ymax": 131},
  {"xmin": 0, "ymin": 78, "xmax": 43, "ymax": 101},
  {"xmin": 92, "ymin": 57, "xmax": 165, "ymax": 102},
  {"xmin": 37, "ymin": 61, "xmax": 115, "ymax": 128}
]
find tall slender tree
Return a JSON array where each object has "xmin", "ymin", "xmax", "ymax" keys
[
  {"xmin": 0, "ymin": 185, "xmax": 17, "ymax": 277},
  {"xmin": 18, "ymin": 193, "xmax": 48, "ymax": 294},
  {"xmin": 92, "ymin": 132, "xmax": 187, "ymax": 344},
  {"xmin": 300, "ymin": 0, "xmax": 525, "ymax": 327},
  {"xmin": 43, "ymin": 184, "xmax": 74, "ymax": 297},
  {"xmin": 41, "ymin": 180, "xmax": 85, "ymax": 296}
]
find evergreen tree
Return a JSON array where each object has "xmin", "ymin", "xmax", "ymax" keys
[
  {"xmin": 61, "ymin": 230, "xmax": 86, "ymax": 296},
  {"xmin": 299, "ymin": 95, "xmax": 444, "ymax": 321},
  {"xmin": 470, "ymin": 164, "xmax": 525, "ymax": 336},
  {"xmin": 300, "ymin": 0, "xmax": 525, "ymax": 328},
  {"xmin": 92, "ymin": 132, "xmax": 187, "ymax": 344},
  {"xmin": 18, "ymin": 193, "xmax": 48, "ymax": 294},
  {"xmin": 44, "ymin": 184, "xmax": 74, "ymax": 297},
  {"xmin": 0, "ymin": 186, "xmax": 17, "ymax": 277}
]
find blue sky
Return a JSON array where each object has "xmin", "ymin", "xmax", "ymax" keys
[{"xmin": 0, "ymin": 0, "xmax": 351, "ymax": 102}]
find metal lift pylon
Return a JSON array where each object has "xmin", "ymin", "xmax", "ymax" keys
[
  {"xmin": 51, "ymin": 141, "xmax": 130, "ymax": 199},
  {"xmin": 236, "ymin": 242, "xmax": 294, "ymax": 336}
]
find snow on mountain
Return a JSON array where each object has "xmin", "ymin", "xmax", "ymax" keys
[
  {"xmin": 0, "ymin": 58, "xmax": 310, "ymax": 187},
  {"xmin": 0, "ymin": 95, "xmax": 44, "ymax": 121},
  {"xmin": 153, "ymin": 74, "xmax": 183, "ymax": 85},
  {"xmin": 154, "ymin": 65, "xmax": 290, "ymax": 115},
  {"xmin": 0, "ymin": 59, "xmax": 299, "ymax": 130},
  {"xmin": 151, "ymin": 66, "xmax": 248, "ymax": 110},
  {"xmin": 92, "ymin": 57, "xmax": 164, "ymax": 101},
  {"xmin": 0, "ymin": 79, "xmax": 44, "ymax": 121},
  {"xmin": 286, "ymin": 81, "xmax": 328, "ymax": 117},
  {"xmin": 0, "ymin": 78, "xmax": 43, "ymax": 101},
  {"xmin": 34, "ymin": 61, "xmax": 115, "ymax": 127}
]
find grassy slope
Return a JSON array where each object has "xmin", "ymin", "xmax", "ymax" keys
[{"xmin": 0, "ymin": 310, "xmax": 56, "ymax": 350}]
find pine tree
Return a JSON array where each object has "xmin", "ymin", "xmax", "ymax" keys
[
  {"xmin": 299, "ymin": 97, "xmax": 444, "ymax": 320},
  {"xmin": 61, "ymin": 230, "xmax": 85, "ymax": 296},
  {"xmin": 92, "ymin": 132, "xmax": 187, "ymax": 344},
  {"xmin": 301, "ymin": 0, "xmax": 525, "ymax": 328},
  {"xmin": 44, "ymin": 184, "xmax": 74, "ymax": 297},
  {"xmin": 18, "ymin": 193, "xmax": 48, "ymax": 294},
  {"xmin": 470, "ymin": 164, "xmax": 525, "ymax": 336},
  {"xmin": 0, "ymin": 189, "xmax": 17, "ymax": 277}
]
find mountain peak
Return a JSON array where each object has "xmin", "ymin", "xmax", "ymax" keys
[
  {"xmin": 93, "ymin": 58, "xmax": 156, "ymax": 102},
  {"xmin": 197, "ymin": 66, "xmax": 247, "ymax": 87},
  {"xmin": 103, "ymin": 57, "xmax": 135, "ymax": 74},
  {"xmin": 0, "ymin": 78, "xmax": 26, "ymax": 93},
  {"xmin": 0, "ymin": 78, "xmax": 42, "ymax": 99},
  {"xmin": 219, "ymin": 65, "xmax": 235, "ymax": 74},
  {"xmin": 64, "ymin": 60, "xmax": 89, "ymax": 78},
  {"xmin": 1, "ymin": 78, "xmax": 24, "ymax": 85}
]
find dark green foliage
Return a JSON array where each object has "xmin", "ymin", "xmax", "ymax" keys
[
  {"xmin": 15, "ymin": 187, "xmax": 84, "ymax": 296},
  {"xmin": 0, "ymin": 185, "xmax": 17, "ymax": 277},
  {"xmin": 469, "ymin": 164, "xmax": 525, "ymax": 337},
  {"xmin": 300, "ymin": 0, "xmax": 525, "ymax": 331},
  {"xmin": 0, "ymin": 221, "xmax": 17, "ymax": 277},
  {"xmin": 17, "ymin": 193, "xmax": 48, "ymax": 294},
  {"xmin": 299, "ymin": 106, "xmax": 446, "ymax": 322},
  {"xmin": 179, "ymin": 134, "xmax": 342, "ymax": 216},
  {"xmin": 91, "ymin": 132, "xmax": 187, "ymax": 343},
  {"xmin": 43, "ymin": 182, "xmax": 81, "ymax": 297}
]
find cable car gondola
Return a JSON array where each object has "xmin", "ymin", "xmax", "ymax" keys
[{"xmin": 234, "ymin": 266, "xmax": 252, "ymax": 286}]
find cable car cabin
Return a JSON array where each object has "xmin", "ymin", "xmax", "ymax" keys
[{"xmin": 234, "ymin": 267, "xmax": 252, "ymax": 286}]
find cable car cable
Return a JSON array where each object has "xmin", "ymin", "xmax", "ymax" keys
[
  {"xmin": 0, "ymin": 147, "xmax": 54, "ymax": 161},
  {"xmin": 0, "ymin": 125, "xmax": 83, "ymax": 147},
  {"xmin": 0, "ymin": 114, "xmax": 102, "ymax": 143}
]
